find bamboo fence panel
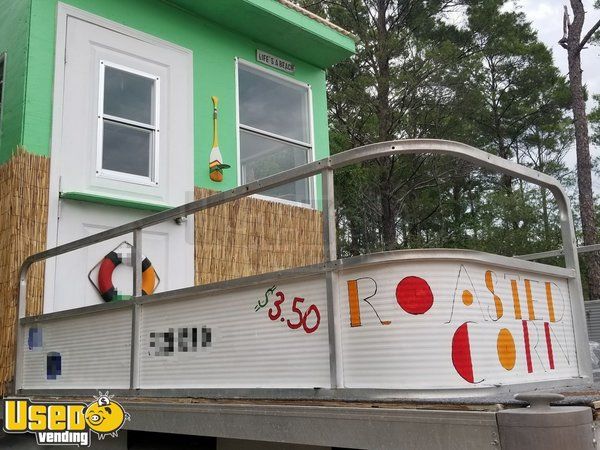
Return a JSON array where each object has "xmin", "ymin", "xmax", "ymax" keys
[
  {"xmin": 0, "ymin": 149, "xmax": 49, "ymax": 396},
  {"xmin": 0, "ymin": 169, "xmax": 323, "ymax": 394},
  {"xmin": 195, "ymin": 188, "xmax": 324, "ymax": 285}
]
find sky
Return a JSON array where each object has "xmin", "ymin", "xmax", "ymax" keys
[
  {"xmin": 514, "ymin": 0, "xmax": 600, "ymax": 100},
  {"xmin": 512, "ymin": 0, "xmax": 600, "ymax": 185}
]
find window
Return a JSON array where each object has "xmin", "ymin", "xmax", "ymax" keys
[
  {"xmin": 97, "ymin": 61, "xmax": 159, "ymax": 185},
  {"xmin": 237, "ymin": 61, "xmax": 313, "ymax": 206}
]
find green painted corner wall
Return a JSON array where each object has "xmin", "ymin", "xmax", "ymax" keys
[
  {"xmin": 0, "ymin": 0, "xmax": 31, "ymax": 161},
  {"xmin": 22, "ymin": 0, "xmax": 331, "ymax": 195}
]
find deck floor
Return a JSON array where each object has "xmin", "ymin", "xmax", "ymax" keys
[{"xmin": 22, "ymin": 381, "xmax": 600, "ymax": 412}]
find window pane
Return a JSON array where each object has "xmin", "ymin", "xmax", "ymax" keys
[
  {"xmin": 240, "ymin": 130, "xmax": 310, "ymax": 204},
  {"xmin": 104, "ymin": 65, "xmax": 154, "ymax": 125},
  {"xmin": 239, "ymin": 65, "xmax": 309, "ymax": 143},
  {"xmin": 102, "ymin": 120, "xmax": 152, "ymax": 178}
]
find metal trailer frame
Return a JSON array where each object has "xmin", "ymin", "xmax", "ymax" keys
[{"xmin": 12, "ymin": 139, "xmax": 592, "ymax": 398}]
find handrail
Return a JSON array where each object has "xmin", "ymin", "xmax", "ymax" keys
[
  {"xmin": 15, "ymin": 139, "xmax": 577, "ymax": 285},
  {"xmin": 13, "ymin": 139, "xmax": 587, "ymax": 393},
  {"xmin": 517, "ymin": 243, "xmax": 600, "ymax": 261}
]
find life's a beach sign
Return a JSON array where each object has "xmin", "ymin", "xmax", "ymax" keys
[{"xmin": 256, "ymin": 50, "xmax": 295, "ymax": 73}]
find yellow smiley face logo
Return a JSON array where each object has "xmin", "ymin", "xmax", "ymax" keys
[{"xmin": 84, "ymin": 395, "xmax": 128, "ymax": 438}]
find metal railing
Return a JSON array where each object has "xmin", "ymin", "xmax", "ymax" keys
[
  {"xmin": 13, "ymin": 139, "xmax": 588, "ymax": 393},
  {"xmin": 517, "ymin": 244, "xmax": 600, "ymax": 262}
]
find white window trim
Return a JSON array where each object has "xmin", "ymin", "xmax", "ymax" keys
[
  {"xmin": 235, "ymin": 57, "xmax": 316, "ymax": 209},
  {"xmin": 96, "ymin": 59, "xmax": 160, "ymax": 187},
  {"xmin": 0, "ymin": 52, "xmax": 6, "ymax": 147}
]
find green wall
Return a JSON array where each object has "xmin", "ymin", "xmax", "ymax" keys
[
  {"xmin": 21, "ymin": 0, "xmax": 331, "ymax": 192},
  {"xmin": 0, "ymin": 0, "xmax": 31, "ymax": 160}
]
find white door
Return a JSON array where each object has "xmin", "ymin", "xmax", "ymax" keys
[{"xmin": 45, "ymin": 9, "xmax": 194, "ymax": 313}]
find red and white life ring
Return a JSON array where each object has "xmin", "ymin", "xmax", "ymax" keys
[{"xmin": 97, "ymin": 251, "xmax": 157, "ymax": 302}]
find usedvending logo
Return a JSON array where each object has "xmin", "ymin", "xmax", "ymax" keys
[{"xmin": 3, "ymin": 392, "xmax": 130, "ymax": 446}]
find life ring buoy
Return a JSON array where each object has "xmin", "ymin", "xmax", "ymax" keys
[{"xmin": 97, "ymin": 251, "xmax": 157, "ymax": 302}]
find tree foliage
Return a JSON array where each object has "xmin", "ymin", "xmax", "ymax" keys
[
  {"xmin": 291, "ymin": 2, "xmax": 585, "ymax": 295},
  {"xmin": 300, "ymin": 0, "xmax": 575, "ymax": 270}
]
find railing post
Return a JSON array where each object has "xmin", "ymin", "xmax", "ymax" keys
[
  {"xmin": 13, "ymin": 271, "xmax": 28, "ymax": 394},
  {"xmin": 133, "ymin": 228, "xmax": 143, "ymax": 297},
  {"xmin": 130, "ymin": 228, "xmax": 143, "ymax": 389},
  {"xmin": 551, "ymin": 185, "xmax": 593, "ymax": 378},
  {"xmin": 322, "ymin": 168, "xmax": 343, "ymax": 389},
  {"xmin": 322, "ymin": 169, "xmax": 337, "ymax": 263}
]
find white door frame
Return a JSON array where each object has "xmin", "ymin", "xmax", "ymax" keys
[{"xmin": 45, "ymin": 3, "xmax": 194, "ymax": 313}]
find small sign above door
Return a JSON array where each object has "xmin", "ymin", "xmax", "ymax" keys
[{"xmin": 256, "ymin": 50, "xmax": 295, "ymax": 73}]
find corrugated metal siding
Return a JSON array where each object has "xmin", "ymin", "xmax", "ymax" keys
[
  {"xmin": 21, "ymin": 309, "xmax": 132, "ymax": 389},
  {"xmin": 586, "ymin": 300, "xmax": 600, "ymax": 343},
  {"xmin": 338, "ymin": 260, "xmax": 578, "ymax": 389},
  {"xmin": 138, "ymin": 275, "xmax": 330, "ymax": 388}
]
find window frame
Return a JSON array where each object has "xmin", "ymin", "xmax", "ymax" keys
[
  {"xmin": 0, "ymin": 52, "xmax": 6, "ymax": 147},
  {"xmin": 235, "ymin": 58, "xmax": 316, "ymax": 208},
  {"xmin": 96, "ymin": 59, "xmax": 160, "ymax": 187}
]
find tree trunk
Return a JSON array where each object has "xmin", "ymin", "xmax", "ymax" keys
[
  {"xmin": 375, "ymin": 0, "xmax": 396, "ymax": 250},
  {"xmin": 537, "ymin": 143, "xmax": 551, "ymax": 245},
  {"xmin": 541, "ymin": 187, "xmax": 550, "ymax": 244},
  {"xmin": 348, "ymin": 218, "xmax": 362, "ymax": 256},
  {"xmin": 468, "ymin": 184, "xmax": 478, "ymax": 241},
  {"xmin": 566, "ymin": 0, "xmax": 600, "ymax": 299},
  {"xmin": 380, "ymin": 185, "xmax": 396, "ymax": 250}
]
